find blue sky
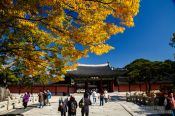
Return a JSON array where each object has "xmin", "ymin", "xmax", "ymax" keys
[{"xmin": 78, "ymin": 0, "xmax": 175, "ymax": 68}]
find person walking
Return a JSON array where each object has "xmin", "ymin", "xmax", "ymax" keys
[
  {"xmin": 104, "ymin": 90, "xmax": 108, "ymax": 103},
  {"xmin": 23, "ymin": 92, "xmax": 30, "ymax": 110},
  {"xmin": 43, "ymin": 90, "xmax": 48, "ymax": 106},
  {"xmin": 79, "ymin": 95, "xmax": 92, "ymax": 116},
  {"xmin": 168, "ymin": 92, "xmax": 175, "ymax": 116},
  {"xmin": 38, "ymin": 90, "xmax": 44, "ymax": 108},
  {"xmin": 99, "ymin": 91, "xmax": 104, "ymax": 106},
  {"xmin": 92, "ymin": 90, "xmax": 97, "ymax": 104},
  {"xmin": 47, "ymin": 90, "xmax": 52, "ymax": 105},
  {"xmin": 164, "ymin": 92, "xmax": 171, "ymax": 111},
  {"xmin": 67, "ymin": 96, "xmax": 77, "ymax": 116},
  {"xmin": 84, "ymin": 90, "xmax": 90, "ymax": 99},
  {"xmin": 58, "ymin": 97, "xmax": 68, "ymax": 116}
]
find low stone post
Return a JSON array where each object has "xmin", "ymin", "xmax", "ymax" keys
[{"xmin": 7, "ymin": 96, "xmax": 10, "ymax": 110}]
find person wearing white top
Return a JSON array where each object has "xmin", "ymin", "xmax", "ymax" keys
[
  {"xmin": 92, "ymin": 90, "xmax": 97, "ymax": 103},
  {"xmin": 104, "ymin": 90, "xmax": 108, "ymax": 103}
]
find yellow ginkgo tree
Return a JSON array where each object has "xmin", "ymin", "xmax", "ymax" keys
[{"xmin": 0, "ymin": 0, "xmax": 140, "ymax": 83}]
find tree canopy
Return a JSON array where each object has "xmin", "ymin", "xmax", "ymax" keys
[
  {"xmin": 0, "ymin": 0, "xmax": 140, "ymax": 83},
  {"xmin": 125, "ymin": 59, "xmax": 175, "ymax": 92}
]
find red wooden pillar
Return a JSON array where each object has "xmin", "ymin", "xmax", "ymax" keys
[
  {"xmin": 110, "ymin": 80, "xmax": 114, "ymax": 92},
  {"xmin": 99, "ymin": 79, "xmax": 103, "ymax": 92},
  {"xmin": 107, "ymin": 81, "xmax": 110, "ymax": 91}
]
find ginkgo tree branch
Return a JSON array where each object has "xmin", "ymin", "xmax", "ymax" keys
[
  {"xmin": 12, "ymin": 15, "xmax": 47, "ymax": 22},
  {"xmin": 85, "ymin": 0, "xmax": 115, "ymax": 4}
]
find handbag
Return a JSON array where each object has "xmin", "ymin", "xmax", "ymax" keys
[{"xmin": 170, "ymin": 99, "xmax": 175, "ymax": 109}]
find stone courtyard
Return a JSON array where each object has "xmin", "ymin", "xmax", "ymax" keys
[
  {"xmin": 0, "ymin": 92, "xmax": 132, "ymax": 116},
  {"xmin": 0, "ymin": 92, "xmax": 171, "ymax": 116}
]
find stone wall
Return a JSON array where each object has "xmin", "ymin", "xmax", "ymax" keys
[
  {"xmin": 0, "ymin": 94, "xmax": 38, "ymax": 113},
  {"xmin": 114, "ymin": 83, "xmax": 160, "ymax": 92},
  {"xmin": 8, "ymin": 85, "xmax": 75, "ymax": 95},
  {"xmin": 0, "ymin": 87, "xmax": 11, "ymax": 102}
]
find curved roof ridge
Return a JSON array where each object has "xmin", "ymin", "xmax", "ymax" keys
[{"xmin": 78, "ymin": 63, "xmax": 109, "ymax": 67}]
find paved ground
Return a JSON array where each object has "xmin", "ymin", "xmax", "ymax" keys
[
  {"xmin": 0, "ymin": 92, "xmax": 131, "ymax": 116},
  {"xmin": 1, "ymin": 92, "xmax": 172, "ymax": 116}
]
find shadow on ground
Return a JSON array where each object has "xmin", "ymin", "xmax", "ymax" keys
[
  {"xmin": 0, "ymin": 104, "xmax": 38, "ymax": 116},
  {"xmin": 0, "ymin": 114, "xmax": 24, "ymax": 116},
  {"xmin": 110, "ymin": 96, "xmax": 126, "ymax": 102},
  {"xmin": 147, "ymin": 114, "xmax": 171, "ymax": 116},
  {"xmin": 110, "ymin": 96, "xmax": 172, "ymax": 116}
]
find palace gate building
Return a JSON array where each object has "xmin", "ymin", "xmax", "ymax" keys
[{"xmin": 65, "ymin": 63, "xmax": 117, "ymax": 92}]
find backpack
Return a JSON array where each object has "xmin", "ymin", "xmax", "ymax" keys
[
  {"xmin": 79, "ymin": 98, "xmax": 84, "ymax": 108},
  {"xmin": 70, "ymin": 101, "xmax": 76, "ymax": 112},
  {"xmin": 58, "ymin": 102, "xmax": 63, "ymax": 111},
  {"xmin": 164, "ymin": 98, "xmax": 167, "ymax": 106}
]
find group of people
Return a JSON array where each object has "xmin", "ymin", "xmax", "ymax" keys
[
  {"xmin": 22, "ymin": 90, "xmax": 52, "ymax": 110},
  {"xmin": 22, "ymin": 89, "xmax": 110, "ymax": 115},
  {"xmin": 58, "ymin": 94, "xmax": 91, "ymax": 116},
  {"xmin": 58, "ymin": 89, "xmax": 110, "ymax": 116},
  {"xmin": 38, "ymin": 90, "xmax": 52, "ymax": 108},
  {"xmin": 92, "ymin": 89, "xmax": 110, "ymax": 106}
]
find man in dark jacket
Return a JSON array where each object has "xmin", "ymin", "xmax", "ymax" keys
[
  {"xmin": 84, "ymin": 90, "xmax": 90, "ymax": 99},
  {"xmin": 38, "ymin": 91, "xmax": 44, "ymax": 108},
  {"xmin": 100, "ymin": 92, "xmax": 104, "ymax": 106},
  {"xmin": 67, "ymin": 96, "xmax": 77, "ymax": 116},
  {"xmin": 59, "ymin": 97, "xmax": 68, "ymax": 116},
  {"xmin": 79, "ymin": 94, "xmax": 92, "ymax": 116}
]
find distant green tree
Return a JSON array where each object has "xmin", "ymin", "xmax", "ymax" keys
[
  {"xmin": 161, "ymin": 60, "xmax": 175, "ymax": 85},
  {"xmin": 170, "ymin": 32, "xmax": 175, "ymax": 57},
  {"xmin": 125, "ymin": 59, "xmax": 175, "ymax": 92},
  {"xmin": 125, "ymin": 59, "xmax": 157, "ymax": 93},
  {"xmin": 125, "ymin": 59, "xmax": 146, "ymax": 91},
  {"xmin": 125, "ymin": 69, "xmax": 140, "ymax": 92}
]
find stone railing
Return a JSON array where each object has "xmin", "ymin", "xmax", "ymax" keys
[
  {"xmin": 0, "ymin": 94, "xmax": 38, "ymax": 113},
  {"xmin": 125, "ymin": 92, "xmax": 172, "ymax": 114},
  {"xmin": 126, "ymin": 92, "xmax": 153, "ymax": 105}
]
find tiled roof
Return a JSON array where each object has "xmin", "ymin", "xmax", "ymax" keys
[{"xmin": 66, "ymin": 63, "xmax": 117, "ymax": 77}]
